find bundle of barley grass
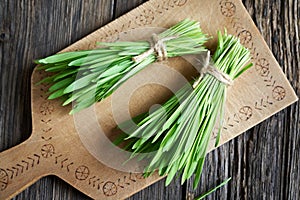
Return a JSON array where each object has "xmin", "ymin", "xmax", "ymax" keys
[
  {"xmin": 116, "ymin": 31, "xmax": 252, "ymax": 188},
  {"xmin": 36, "ymin": 19, "xmax": 207, "ymax": 114}
]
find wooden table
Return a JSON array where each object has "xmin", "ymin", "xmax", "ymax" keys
[{"xmin": 0, "ymin": 0, "xmax": 299, "ymax": 199}]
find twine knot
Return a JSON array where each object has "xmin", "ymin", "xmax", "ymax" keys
[
  {"xmin": 132, "ymin": 34, "xmax": 178, "ymax": 63},
  {"xmin": 193, "ymin": 51, "xmax": 233, "ymax": 88}
]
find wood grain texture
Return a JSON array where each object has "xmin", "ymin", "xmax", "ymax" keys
[{"xmin": 0, "ymin": 0, "xmax": 298, "ymax": 200}]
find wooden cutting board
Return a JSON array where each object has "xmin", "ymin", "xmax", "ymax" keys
[{"xmin": 0, "ymin": 0, "xmax": 298, "ymax": 199}]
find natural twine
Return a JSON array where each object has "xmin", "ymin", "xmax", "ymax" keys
[
  {"xmin": 132, "ymin": 34, "xmax": 178, "ymax": 63},
  {"xmin": 193, "ymin": 51, "xmax": 233, "ymax": 88}
]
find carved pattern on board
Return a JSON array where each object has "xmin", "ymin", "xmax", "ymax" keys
[
  {"xmin": 256, "ymin": 58, "xmax": 270, "ymax": 77},
  {"xmin": 272, "ymin": 86, "xmax": 286, "ymax": 101},
  {"xmin": 88, "ymin": 175, "xmax": 104, "ymax": 190},
  {"xmin": 264, "ymin": 75, "xmax": 276, "ymax": 87},
  {"xmin": 135, "ymin": 8, "xmax": 155, "ymax": 26},
  {"xmin": 39, "ymin": 102, "xmax": 54, "ymax": 116},
  {"xmin": 41, "ymin": 136, "xmax": 52, "ymax": 141},
  {"xmin": 255, "ymin": 96, "xmax": 273, "ymax": 110},
  {"xmin": 116, "ymin": 171, "xmax": 145, "ymax": 191},
  {"xmin": 221, "ymin": 106, "xmax": 252, "ymax": 131},
  {"xmin": 0, "ymin": 169, "xmax": 8, "ymax": 191},
  {"xmin": 215, "ymin": 0, "xmax": 287, "ymax": 134},
  {"xmin": 41, "ymin": 144, "xmax": 55, "ymax": 158},
  {"xmin": 103, "ymin": 181, "xmax": 118, "ymax": 196},
  {"xmin": 36, "ymin": 73, "xmax": 56, "ymax": 142},
  {"xmin": 6, "ymin": 154, "xmax": 41, "ymax": 181},
  {"xmin": 238, "ymin": 30, "xmax": 252, "ymax": 46},
  {"xmin": 155, "ymin": 1, "xmax": 172, "ymax": 13},
  {"xmin": 75, "ymin": 165, "xmax": 90, "ymax": 181},
  {"xmin": 54, "ymin": 155, "xmax": 74, "ymax": 172},
  {"xmin": 98, "ymin": 0, "xmax": 190, "ymax": 42},
  {"xmin": 171, "ymin": 0, "xmax": 188, "ymax": 7},
  {"xmin": 238, "ymin": 106, "xmax": 253, "ymax": 121},
  {"xmin": 80, "ymin": 169, "xmax": 145, "ymax": 197},
  {"xmin": 220, "ymin": 1, "xmax": 236, "ymax": 17}
]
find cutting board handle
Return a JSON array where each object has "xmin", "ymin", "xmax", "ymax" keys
[{"xmin": 0, "ymin": 137, "xmax": 48, "ymax": 200}]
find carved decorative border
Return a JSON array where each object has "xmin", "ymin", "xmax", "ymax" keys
[{"xmin": 214, "ymin": 0, "xmax": 286, "ymax": 135}]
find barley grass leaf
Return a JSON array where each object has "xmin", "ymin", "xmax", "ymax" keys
[
  {"xmin": 116, "ymin": 31, "xmax": 252, "ymax": 189},
  {"xmin": 36, "ymin": 19, "xmax": 208, "ymax": 114}
]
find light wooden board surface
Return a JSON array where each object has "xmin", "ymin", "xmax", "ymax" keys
[{"xmin": 1, "ymin": 2, "xmax": 299, "ymax": 200}]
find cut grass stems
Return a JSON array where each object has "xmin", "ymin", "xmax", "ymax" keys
[
  {"xmin": 35, "ymin": 19, "xmax": 207, "ymax": 114},
  {"xmin": 115, "ymin": 31, "xmax": 252, "ymax": 188}
]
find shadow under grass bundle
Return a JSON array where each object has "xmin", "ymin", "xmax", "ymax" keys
[{"xmin": 116, "ymin": 31, "xmax": 252, "ymax": 188}]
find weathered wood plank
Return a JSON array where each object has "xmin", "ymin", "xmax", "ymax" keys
[
  {"xmin": 0, "ymin": 0, "xmax": 298, "ymax": 199},
  {"xmin": 113, "ymin": 0, "xmax": 147, "ymax": 18}
]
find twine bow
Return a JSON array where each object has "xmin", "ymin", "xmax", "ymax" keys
[
  {"xmin": 193, "ymin": 51, "xmax": 233, "ymax": 88},
  {"xmin": 132, "ymin": 34, "xmax": 178, "ymax": 63}
]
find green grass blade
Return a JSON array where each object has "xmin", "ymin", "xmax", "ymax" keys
[{"xmin": 195, "ymin": 177, "xmax": 231, "ymax": 200}]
